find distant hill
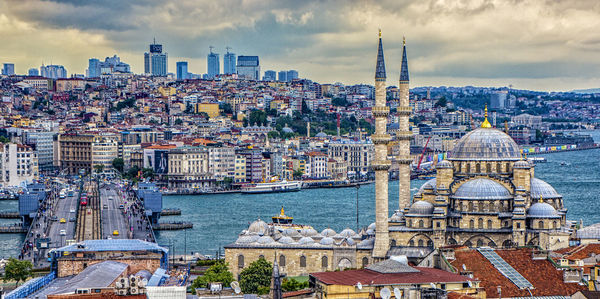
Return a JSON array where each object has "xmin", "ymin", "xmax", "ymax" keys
[{"xmin": 572, "ymin": 88, "xmax": 600, "ymax": 94}]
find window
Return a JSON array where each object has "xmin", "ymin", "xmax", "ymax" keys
[
  {"xmin": 517, "ymin": 222, "xmax": 521, "ymax": 229},
  {"xmin": 362, "ymin": 257, "xmax": 369, "ymax": 268},
  {"xmin": 279, "ymin": 255, "xmax": 286, "ymax": 267},
  {"xmin": 476, "ymin": 163, "xmax": 481, "ymax": 173},
  {"xmin": 466, "ymin": 164, "xmax": 471, "ymax": 173},
  {"xmin": 418, "ymin": 240, "xmax": 424, "ymax": 247},
  {"xmin": 436, "ymin": 222, "xmax": 441, "ymax": 228},
  {"xmin": 390, "ymin": 239, "xmax": 396, "ymax": 247},
  {"xmin": 427, "ymin": 240, "xmax": 434, "ymax": 247},
  {"xmin": 238, "ymin": 255, "xmax": 245, "ymax": 268},
  {"xmin": 505, "ymin": 162, "xmax": 510, "ymax": 172},
  {"xmin": 419, "ymin": 220, "xmax": 424, "ymax": 228},
  {"xmin": 486, "ymin": 163, "xmax": 491, "ymax": 173},
  {"xmin": 476, "ymin": 239, "xmax": 484, "ymax": 247},
  {"xmin": 300, "ymin": 256, "xmax": 307, "ymax": 267},
  {"xmin": 539, "ymin": 221, "xmax": 544, "ymax": 229},
  {"xmin": 469, "ymin": 219, "xmax": 475, "ymax": 229},
  {"xmin": 258, "ymin": 255, "xmax": 264, "ymax": 260},
  {"xmin": 409, "ymin": 240, "xmax": 415, "ymax": 246},
  {"xmin": 322, "ymin": 256, "xmax": 328, "ymax": 268},
  {"xmin": 553, "ymin": 221, "xmax": 558, "ymax": 229},
  {"xmin": 487, "ymin": 220, "xmax": 493, "ymax": 229},
  {"xmin": 478, "ymin": 218, "xmax": 484, "ymax": 229},
  {"xmin": 468, "ymin": 201, "xmax": 474, "ymax": 212},
  {"xmin": 478, "ymin": 202, "xmax": 484, "ymax": 212}
]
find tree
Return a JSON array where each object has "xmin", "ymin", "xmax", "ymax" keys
[
  {"xmin": 282, "ymin": 278, "xmax": 309, "ymax": 292},
  {"xmin": 198, "ymin": 112, "xmax": 210, "ymax": 119},
  {"xmin": 435, "ymin": 97, "xmax": 447, "ymax": 108},
  {"xmin": 239, "ymin": 258, "xmax": 272, "ymax": 295},
  {"xmin": 301, "ymin": 100, "xmax": 311, "ymax": 114},
  {"xmin": 0, "ymin": 136, "xmax": 9, "ymax": 144},
  {"xmin": 3, "ymin": 258, "xmax": 33, "ymax": 286},
  {"xmin": 142, "ymin": 168, "xmax": 154, "ymax": 179},
  {"xmin": 191, "ymin": 261, "xmax": 234, "ymax": 289},
  {"xmin": 220, "ymin": 103, "xmax": 233, "ymax": 115},
  {"xmin": 174, "ymin": 118, "xmax": 183, "ymax": 125},
  {"xmin": 331, "ymin": 97, "xmax": 349, "ymax": 107},
  {"xmin": 93, "ymin": 164, "xmax": 105, "ymax": 174},
  {"xmin": 112, "ymin": 158, "xmax": 124, "ymax": 173},
  {"xmin": 293, "ymin": 169, "xmax": 304, "ymax": 180},
  {"xmin": 268, "ymin": 130, "xmax": 280, "ymax": 139},
  {"xmin": 249, "ymin": 110, "xmax": 267, "ymax": 126}
]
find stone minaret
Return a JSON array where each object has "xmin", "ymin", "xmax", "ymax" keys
[
  {"xmin": 372, "ymin": 30, "xmax": 391, "ymax": 259},
  {"xmin": 397, "ymin": 37, "xmax": 412, "ymax": 214}
]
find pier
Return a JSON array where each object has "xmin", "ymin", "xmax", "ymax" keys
[
  {"xmin": 0, "ymin": 224, "xmax": 27, "ymax": 233},
  {"xmin": 153, "ymin": 222, "xmax": 193, "ymax": 230},
  {"xmin": 0, "ymin": 211, "xmax": 20, "ymax": 218},
  {"xmin": 161, "ymin": 208, "xmax": 181, "ymax": 216}
]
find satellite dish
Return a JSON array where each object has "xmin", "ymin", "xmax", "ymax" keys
[
  {"xmin": 462, "ymin": 264, "xmax": 467, "ymax": 271},
  {"xmin": 393, "ymin": 287, "xmax": 402, "ymax": 298},
  {"xmin": 356, "ymin": 282, "xmax": 362, "ymax": 290},
  {"xmin": 231, "ymin": 281, "xmax": 241, "ymax": 294},
  {"xmin": 380, "ymin": 287, "xmax": 392, "ymax": 299},
  {"xmin": 430, "ymin": 282, "xmax": 436, "ymax": 289}
]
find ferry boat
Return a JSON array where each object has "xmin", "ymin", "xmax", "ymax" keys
[
  {"xmin": 240, "ymin": 180, "xmax": 301, "ymax": 194},
  {"xmin": 271, "ymin": 206, "xmax": 313, "ymax": 230}
]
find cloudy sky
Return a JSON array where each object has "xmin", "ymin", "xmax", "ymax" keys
[{"xmin": 1, "ymin": 0, "xmax": 599, "ymax": 91}]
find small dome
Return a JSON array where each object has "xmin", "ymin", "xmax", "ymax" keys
[
  {"xmin": 527, "ymin": 202, "xmax": 560, "ymax": 218},
  {"xmin": 513, "ymin": 207, "xmax": 525, "ymax": 214},
  {"xmin": 408, "ymin": 201, "xmax": 434, "ymax": 215},
  {"xmin": 417, "ymin": 178, "xmax": 437, "ymax": 195},
  {"xmin": 358, "ymin": 238, "xmax": 375, "ymax": 247},
  {"xmin": 321, "ymin": 228, "xmax": 336, "ymax": 237},
  {"xmin": 298, "ymin": 237, "xmax": 315, "ymax": 245},
  {"xmin": 257, "ymin": 236, "xmax": 275, "ymax": 244},
  {"xmin": 282, "ymin": 126, "xmax": 294, "ymax": 133},
  {"xmin": 316, "ymin": 132, "xmax": 328, "ymax": 138},
  {"xmin": 283, "ymin": 228, "xmax": 301, "ymax": 237},
  {"xmin": 390, "ymin": 211, "xmax": 403, "ymax": 222},
  {"xmin": 449, "ymin": 128, "xmax": 521, "ymax": 161},
  {"xmin": 366, "ymin": 228, "xmax": 375, "ymax": 235},
  {"xmin": 368, "ymin": 223, "xmax": 376, "ymax": 230},
  {"xmin": 278, "ymin": 236, "xmax": 294, "ymax": 244},
  {"xmin": 236, "ymin": 235, "xmax": 259, "ymax": 244},
  {"xmin": 300, "ymin": 228, "xmax": 319, "ymax": 237},
  {"xmin": 339, "ymin": 228, "xmax": 357, "ymax": 238},
  {"xmin": 248, "ymin": 219, "xmax": 268, "ymax": 235},
  {"xmin": 344, "ymin": 238, "xmax": 356, "ymax": 246},
  {"xmin": 514, "ymin": 160, "xmax": 530, "ymax": 169},
  {"xmin": 530, "ymin": 178, "xmax": 561, "ymax": 199},
  {"xmin": 453, "ymin": 178, "xmax": 512, "ymax": 200},
  {"xmin": 332, "ymin": 234, "xmax": 344, "ymax": 240},
  {"xmin": 320, "ymin": 237, "xmax": 335, "ymax": 245},
  {"xmin": 436, "ymin": 160, "xmax": 453, "ymax": 169}
]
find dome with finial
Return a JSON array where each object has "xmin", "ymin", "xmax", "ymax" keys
[
  {"xmin": 448, "ymin": 124, "xmax": 521, "ymax": 162},
  {"xmin": 248, "ymin": 218, "xmax": 268, "ymax": 235}
]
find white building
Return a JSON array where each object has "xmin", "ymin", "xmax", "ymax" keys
[
  {"xmin": 208, "ymin": 146, "xmax": 235, "ymax": 180},
  {"xmin": 0, "ymin": 143, "xmax": 38, "ymax": 188},
  {"xmin": 91, "ymin": 134, "xmax": 119, "ymax": 172}
]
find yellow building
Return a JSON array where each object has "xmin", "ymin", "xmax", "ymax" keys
[
  {"xmin": 234, "ymin": 154, "xmax": 247, "ymax": 183},
  {"xmin": 158, "ymin": 86, "xmax": 177, "ymax": 97},
  {"xmin": 195, "ymin": 103, "xmax": 220, "ymax": 118}
]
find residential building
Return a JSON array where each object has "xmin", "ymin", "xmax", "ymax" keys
[
  {"xmin": 236, "ymin": 148, "xmax": 262, "ymax": 182},
  {"xmin": 58, "ymin": 134, "xmax": 94, "ymax": 175},
  {"xmin": 195, "ymin": 103, "xmax": 220, "ymax": 118},
  {"xmin": 278, "ymin": 71, "xmax": 287, "ymax": 82},
  {"xmin": 207, "ymin": 50, "xmax": 220, "ymax": 79},
  {"xmin": 263, "ymin": 70, "xmax": 276, "ymax": 81},
  {"xmin": 490, "ymin": 90, "xmax": 508, "ymax": 110},
  {"xmin": 327, "ymin": 140, "xmax": 373, "ymax": 176},
  {"xmin": 2, "ymin": 63, "xmax": 15, "ymax": 76},
  {"xmin": 87, "ymin": 58, "xmax": 100, "ymax": 78},
  {"xmin": 40, "ymin": 64, "xmax": 67, "ymax": 79},
  {"xmin": 224, "ymin": 50, "xmax": 236, "ymax": 75},
  {"xmin": 327, "ymin": 158, "xmax": 348, "ymax": 180},
  {"xmin": 234, "ymin": 154, "xmax": 246, "ymax": 183},
  {"xmin": 88, "ymin": 55, "xmax": 131, "ymax": 77},
  {"xmin": 22, "ymin": 77, "xmax": 51, "ymax": 90},
  {"xmin": 305, "ymin": 151, "xmax": 328, "ymax": 179},
  {"xmin": 166, "ymin": 146, "xmax": 212, "ymax": 189},
  {"xmin": 208, "ymin": 146, "xmax": 235, "ymax": 180},
  {"xmin": 91, "ymin": 134, "xmax": 119, "ymax": 173},
  {"xmin": 24, "ymin": 131, "xmax": 56, "ymax": 173},
  {"xmin": 0, "ymin": 143, "xmax": 38, "ymax": 188},
  {"xmin": 236, "ymin": 56, "xmax": 260, "ymax": 80},
  {"xmin": 144, "ymin": 40, "xmax": 168, "ymax": 76},
  {"xmin": 27, "ymin": 68, "xmax": 39, "ymax": 76},
  {"xmin": 55, "ymin": 78, "xmax": 86, "ymax": 92},
  {"xmin": 176, "ymin": 61, "xmax": 189, "ymax": 80},
  {"xmin": 287, "ymin": 70, "xmax": 298, "ymax": 81}
]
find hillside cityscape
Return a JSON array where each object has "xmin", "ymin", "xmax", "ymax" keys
[{"xmin": 2, "ymin": 2, "xmax": 600, "ymax": 299}]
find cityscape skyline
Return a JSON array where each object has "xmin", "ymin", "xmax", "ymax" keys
[{"xmin": 1, "ymin": 0, "xmax": 600, "ymax": 91}]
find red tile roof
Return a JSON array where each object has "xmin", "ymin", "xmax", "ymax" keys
[
  {"xmin": 310, "ymin": 267, "xmax": 474, "ymax": 286},
  {"xmin": 450, "ymin": 248, "xmax": 585, "ymax": 298},
  {"xmin": 564, "ymin": 244, "xmax": 600, "ymax": 260},
  {"xmin": 283, "ymin": 289, "xmax": 313, "ymax": 298}
]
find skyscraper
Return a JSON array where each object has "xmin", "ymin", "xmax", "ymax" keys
[
  {"xmin": 207, "ymin": 47, "xmax": 220, "ymax": 79},
  {"xmin": 144, "ymin": 39, "xmax": 168, "ymax": 76},
  {"xmin": 88, "ymin": 55, "xmax": 130, "ymax": 77},
  {"xmin": 286, "ymin": 70, "xmax": 298, "ymax": 82},
  {"xmin": 88, "ymin": 58, "xmax": 100, "ymax": 78},
  {"xmin": 2, "ymin": 63, "xmax": 15, "ymax": 76},
  {"xmin": 40, "ymin": 64, "xmax": 67, "ymax": 79},
  {"xmin": 223, "ymin": 47, "xmax": 236, "ymax": 75},
  {"xmin": 176, "ymin": 61, "xmax": 189, "ymax": 80},
  {"xmin": 28, "ymin": 68, "xmax": 39, "ymax": 76},
  {"xmin": 236, "ymin": 56, "xmax": 260, "ymax": 80},
  {"xmin": 277, "ymin": 71, "xmax": 287, "ymax": 82},
  {"xmin": 263, "ymin": 70, "xmax": 276, "ymax": 81}
]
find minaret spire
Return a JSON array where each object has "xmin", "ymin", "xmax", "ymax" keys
[
  {"xmin": 397, "ymin": 36, "xmax": 412, "ymax": 219},
  {"xmin": 372, "ymin": 30, "xmax": 391, "ymax": 259},
  {"xmin": 481, "ymin": 105, "xmax": 492, "ymax": 128},
  {"xmin": 400, "ymin": 37, "xmax": 409, "ymax": 82}
]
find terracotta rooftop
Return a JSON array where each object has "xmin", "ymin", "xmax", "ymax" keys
[
  {"xmin": 450, "ymin": 247, "xmax": 585, "ymax": 298},
  {"xmin": 562, "ymin": 244, "xmax": 600, "ymax": 260},
  {"xmin": 282, "ymin": 289, "xmax": 313, "ymax": 298},
  {"xmin": 310, "ymin": 267, "xmax": 474, "ymax": 286}
]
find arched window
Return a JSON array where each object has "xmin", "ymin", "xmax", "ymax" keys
[
  {"xmin": 476, "ymin": 163, "xmax": 481, "ymax": 173},
  {"xmin": 502, "ymin": 240, "xmax": 512, "ymax": 248},
  {"xmin": 390, "ymin": 239, "xmax": 396, "ymax": 247},
  {"xmin": 476, "ymin": 239, "xmax": 484, "ymax": 247},
  {"xmin": 464, "ymin": 241, "xmax": 472, "ymax": 247},
  {"xmin": 466, "ymin": 164, "xmax": 471, "ymax": 173},
  {"xmin": 468, "ymin": 202, "xmax": 474, "ymax": 212},
  {"xmin": 553, "ymin": 221, "xmax": 558, "ymax": 229},
  {"xmin": 238, "ymin": 255, "xmax": 245, "ymax": 268},
  {"xmin": 478, "ymin": 218, "xmax": 484, "ymax": 229},
  {"xmin": 505, "ymin": 162, "xmax": 510, "ymax": 172},
  {"xmin": 362, "ymin": 257, "xmax": 369, "ymax": 268},
  {"xmin": 321, "ymin": 256, "xmax": 328, "ymax": 268},
  {"xmin": 486, "ymin": 163, "xmax": 491, "ymax": 173},
  {"xmin": 487, "ymin": 220, "xmax": 493, "ymax": 229},
  {"xmin": 478, "ymin": 202, "xmax": 484, "ymax": 212},
  {"xmin": 538, "ymin": 221, "xmax": 544, "ymax": 229},
  {"xmin": 409, "ymin": 240, "xmax": 415, "ymax": 246},
  {"xmin": 258, "ymin": 255, "xmax": 264, "ymax": 260},
  {"xmin": 300, "ymin": 256, "xmax": 307, "ymax": 267},
  {"xmin": 488, "ymin": 241, "xmax": 496, "ymax": 248},
  {"xmin": 427, "ymin": 240, "xmax": 434, "ymax": 247},
  {"xmin": 419, "ymin": 220, "xmax": 424, "ymax": 228},
  {"xmin": 469, "ymin": 219, "xmax": 475, "ymax": 229},
  {"xmin": 279, "ymin": 255, "xmax": 286, "ymax": 267},
  {"xmin": 418, "ymin": 240, "xmax": 424, "ymax": 247},
  {"xmin": 457, "ymin": 163, "xmax": 462, "ymax": 173},
  {"xmin": 497, "ymin": 162, "xmax": 502, "ymax": 173},
  {"xmin": 500, "ymin": 201, "xmax": 505, "ymax": 211}
]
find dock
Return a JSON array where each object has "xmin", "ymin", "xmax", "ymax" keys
[
  {"xmin": 153, "ymin": 222, "xmax": 193, "ymax": 230},
  {"xmin": 0, "ymin": 211, "xmax": 20, "ymax": 218},
  {"xmin": 0, "ymin": 225, "xmax": 27, "ymax": 233},
  {"xmin": 161, "ymin": 208, "xmax": 181, "ymax": 216}
]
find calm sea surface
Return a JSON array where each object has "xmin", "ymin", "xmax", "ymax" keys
[{"xmin": 1, "ymin": 131, "xmax": 599, "ymax": 257}]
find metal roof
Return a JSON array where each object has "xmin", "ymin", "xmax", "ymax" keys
[
  {"xmin": 56, "ymin": 239, "xmax": 168, "ymax": 254},
  {"xmin": 530, "ymin": 178, "xmax": 562, "ymax": 199},
  {"xmin": 453, "ymin": 178, "xmax": 512, "ymax": 200},
  {"xmin": 449, "ymin": 128, "xmax": 522, "ymax": 161}
]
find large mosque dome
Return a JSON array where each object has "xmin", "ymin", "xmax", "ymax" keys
[
  {"xmin": 453, "ymin": 178, "xmax": 512, "ymax": 200},
  {"xmin": 449, "ymin": 128, "xmax": 522, "ymax": 161}
]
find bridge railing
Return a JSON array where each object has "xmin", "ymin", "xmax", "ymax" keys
[{"xmin": 4, "ymin": 271, "xmax": 56, "ymax": 299}]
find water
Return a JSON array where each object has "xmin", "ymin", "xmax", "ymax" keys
[{"xmin": 1, "ymin": 130, "xmax": 599, "ymax": 257}]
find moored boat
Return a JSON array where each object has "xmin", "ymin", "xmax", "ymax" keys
[{"xmin": 240, "ymin": 180, "xmax": 302, "ymax": 194}]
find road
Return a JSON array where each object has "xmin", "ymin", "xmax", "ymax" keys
[{"xmin": 100, "ymin": 185, "xmax": 129, "ymax": 239}]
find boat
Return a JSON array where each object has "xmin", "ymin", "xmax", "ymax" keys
[
  {"xmin": 528, "ymin": 157, "xmax": 546, "ymax": 163},
  {"xmin": 240, "ymin": 180, "xmax": 302, "ymax": 194},
  {"xmin": 271, "ymin": 206, "xmax": 313, "ymax": 230}
]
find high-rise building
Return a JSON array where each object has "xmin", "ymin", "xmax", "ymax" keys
[
  {"xmin": 2, "ymin": 63, "xmax": 15, "ymax": 76},
  {"xmin": 223, "ymin": 48, "xmax": 236, "ymax": 75},
  {"xmin": 88, "ymin": 58, "xmax": 100, "ymax": 78},
  {"xmin": 40, "ymin": 64, "xmax": 67, "ymax": 79},
  {"xmin": 277, "ymin": 71, "xmax": 287, "ymax": 82},
  {"xmin": 490, "ymin": 90, "xmax": 508, "ymax": 110},
  {"xmin": 28, "ymin": 68, "xmax": 39, "ymax": 76},
  {"xmin": 287, "ymin": 70, "xmax": 298, "ymax": 81},
  {"xmin": 88, "ymin": 55, "xmax": 130, "ymax": 78},
  {"xmin": 144, "ymin": 39, "xmax": 168, "ymax": 76},
  {"xmin": 263, "ymin": 70, "xmax": 276, "ymax": 81},
  {"xmin": 207, "ymin": 48, "xmax": 220, "ymax": 79},
  {"xmin": 176, "ymin": 61, "xmax": 189, "ymax": 80},
  {"xmin": 236, "ymin": 56, "xmax": 260, "ymax": 80}
]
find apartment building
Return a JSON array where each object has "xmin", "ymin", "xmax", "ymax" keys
[
  {"xmin": 58, "ymin": 134, "xmax": 94, "ymax": 175},
  {"xmin": 0, "ymin": 143, "xmax": 38, "ymax": 187}
]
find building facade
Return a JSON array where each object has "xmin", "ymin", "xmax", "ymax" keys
[
  {"xmin": 176, "ymin": 61, "xmax": 188, "ymax": 80},
  {"xmin": 236, "ymin": 56, "xmax": 260, "ymax": 80},
  {"xmin": 58, "ymin": 134, "xmax": 94, "ymax": 175},
  {"xmin": 144, "ymin": 40, "xmax": 168, "ymax": 76},
  {"xmin": 207, "ymin": 51, "xmax": 220, "ymax": 79},
  {"xmin": 0, "ymin": 143, "xmax": 38, "ymax": 188},
  {"xmin": 327, "ymin": 141, "xmax": 373, "ymax": 176},
  {"xmin": 224, "ymin": 50, "xmax": 236, "ymax": 75}
]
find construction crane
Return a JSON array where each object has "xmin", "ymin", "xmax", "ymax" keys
[
  {"xmin": 416, "ymin": 136, "xmax": 432, "ymax": 171},
  {"xmin": 209, "ymin": 46, "xmax": 214, "ymax": 54},
  {"xmin": 226, "ymin": 46, "xmax": 232, "ymax": 54}
]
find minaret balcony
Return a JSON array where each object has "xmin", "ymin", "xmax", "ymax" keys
[
  {"xmin": 371, "ymin": 160, "xmax": 391, "ymax": 170},
  {"xmin": 371, "ymin": 134, "xmax": 391, "ymax": 144},
  {"xmin": 372, "ymin": 106, "xmax": 390, "ymax": 117},
  {"xmin": 397, "ymin": 106, "xmax": 412, "ymax": 116},
  {"xmin": 396, "ymin": 155, "xmax": 413, "ymax": 164}
]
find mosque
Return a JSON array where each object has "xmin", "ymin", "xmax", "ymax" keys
[{"xmin": 224, "ymin": 32, "xmax": 572, "ymax": 277}]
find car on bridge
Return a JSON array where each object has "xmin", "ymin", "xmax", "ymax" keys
[
  {"xmin": 60, "ymin": 218, "xmax": 66, "ymax": 223},
  {"xmin": 59, "ymin": 229, "xmax": 66, "ymax": 236},
  {"xmin": 70, "ymin": 208, "xmax": 76, "ymax": 213},
  {"xmin": 112, "ymin": 230, "xmax": 119, "ymax": 236},
  {"xmin": 69, "ymin": 217, "xmax": 76, "ymax": 222}
]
